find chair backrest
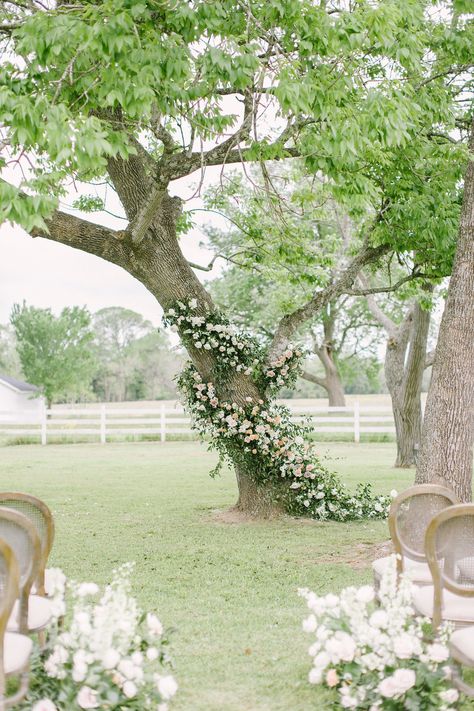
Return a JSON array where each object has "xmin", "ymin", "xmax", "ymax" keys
[
  {"xmin": 0, "ymin": 493, "xmax": 54, "ymax": 595},
  {"xmin": 0, "ymin": 538, "xmax": 19, "ymax": 638},
  {"xmin": 0, "ymin": 507, "xmax": 41, "ymax": 599},
  {"xmin": 388, "ymin": 485, "xmax": 459, "ymax": 569},
  {"xmin": 425, "ymin": 503, "xmax": 474, "ymax": 628}
]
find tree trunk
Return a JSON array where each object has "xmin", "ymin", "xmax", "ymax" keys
[
  {"xmin": 394, "ymin": 300, "xmax": 431, "ymax": 467},
  {"xmin": 234, "ymin": 464, "xmax": 286, "ymax": 518},
  {"xmin": 416, "ymin": 120, "xmax": 474, "ymax": 502}
]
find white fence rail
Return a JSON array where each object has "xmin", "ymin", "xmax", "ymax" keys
[{"xmin": 0, "ymin": 402, "xmax": 396, "ymax": 445}]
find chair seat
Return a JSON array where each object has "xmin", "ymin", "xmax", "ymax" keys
[
  {"xmin": 4, "ymin": 632, "xmax": 33, "ymax": 675},
  {"xmin": 7, "ymin": 595, "xmax": 53, "ymax": 633},
  {"xmin": 450, "ymin": 625, "xmax": 474, "ymax": 664},
  {"xmin": 412, "ymin": 585, "xmax": 474, "ymax": 624},
  {"xmin": 372, "ymin": 556, "xmax": 432, "ymax": 583}
]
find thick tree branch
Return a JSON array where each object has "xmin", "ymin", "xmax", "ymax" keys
[
  {"xmin": 301, "ymin": 370, "xmax": 327, "ymax": 389},
  {"xmin": 269, "ymin": 242, "xmax": 391, "ymax": 358}
]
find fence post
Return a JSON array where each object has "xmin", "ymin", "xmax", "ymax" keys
[
  {"xmin": 41, "ymin": 405, "xmax": 47, "ymax": 446},
  {"xmin": 100, "ymin": 405, "xmax": 106, "ymax": 444},
  {"xmin": 353, "ymin": 400, "xmax": 360, "ymax": 444},
  {"xmin": 160, "ymin": 404, "xmax": 166, "ymax": 442}
]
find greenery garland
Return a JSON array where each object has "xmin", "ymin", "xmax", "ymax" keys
[{"xmin": 164, "ymin": 300, "xmax": 391, "ymax": 521}]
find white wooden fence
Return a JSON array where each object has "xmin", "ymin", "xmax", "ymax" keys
[{"xmin": 0, "ymin": 402, "xmax": 396, "ymax": 445}]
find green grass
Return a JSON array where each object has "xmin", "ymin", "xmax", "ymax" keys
[{"xmin": 0, "ymin": 442, "xmax": 471, "ymax": 710}]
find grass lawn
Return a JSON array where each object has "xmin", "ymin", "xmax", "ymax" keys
[{"xmin": 0, "ymin": 441, "xmax": 470, "ymax": 710}]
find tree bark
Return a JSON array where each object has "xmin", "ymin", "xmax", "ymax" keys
[
  {"xmin": 416, "ymin": 119, "xmax": 474, "ymax": 501},
  {"xmin": 234, "ymin": 465, "xmax": 286, "ymax": 518}
]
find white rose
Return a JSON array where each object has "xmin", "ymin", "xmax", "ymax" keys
[
  {"xmin": 369, "ymin": 610, "xmax": 388, "ymax": 628},
  {"xmin": 313, "ymin": 651, "xmax": 330, "ymax": 669},
  {"xmin": 390, "ymin": 489, "xmax": 398, "ymax": 498},
  {"xmin": 158, "ymin": 705, "xmax": 168, "ymax": 711},
  {"xmin": 324, "ymin": 594, "xmax": 339, "ymax": 607},
  {"xmin": 335, "ymin": 632, "xmax": 356, "ymax": 662},
  {"xmin": 428, "ymin": 643, "xmax": 450, "ymax": 663},
  {"xmin": 147, "ymin": 647, "xmax": 159, "ymax": 661},
  {"xmin": 72, "ymin": 661, "xmax": 88, "ymax": 682},
  {"xmin": 118, "ymin": 659, "xmax": 137, "ymax": 680},
  {"xmin": 378, "ymin": 676, "xmax": 398, "ymax": 698},
  {"xmin": 102, "ymin": 649, "xmax": 120, "ymax": 670},
  {"xmin": 147, "ymin": 613, "xmax": 164, "ymax": 637},
  {"xmin": 123, "ymin": 681, "xmax": 138, "ymax": 699},
  {"xmin": 393, "ymin": 633, "xmax": 420, "ymax": 659},
  {"xmin": 341, "ymin": 696, "xmax": 357, "ymax": 709},
  {"xmin": 308, "ymin": 667, "xmax": 323, "ymax": 684},
  {"xmin": 32, "ymin": 701, "xmax": 58, "ymax": 711},
  {"xmin": 156, "ymin": 675, "xmax": 178, "ymax": 700},
  {"xmin": 302, "ymin": 615, "xmax": 317, "ymax": 633},
  {"xmin": 77, "ymin": 583, "xmax": 99, "ymax": 597},
  {"xmin": 131, "ymin": 651, "xmax": 143, "ymax": 666},
  {"xmin": 393, "ymin": 668, "xmax": 416, "ymax": 694},
  {"xmin": 76, "ymin": 686, "xmax": 99, "ymax": 709},
  {"xmin": 439, "ymin": 689, "xmax": 459, "ymax": 703},
  {"xmin": 356, "ymin": 585, "xmax": 374, "ymax": 603}
]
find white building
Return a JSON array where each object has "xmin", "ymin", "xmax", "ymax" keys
[{"xmin": 0, "ymin": 374, "xmax": 45, "ymax": 422}]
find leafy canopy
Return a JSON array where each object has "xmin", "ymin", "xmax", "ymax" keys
[{"xmin": 10, "ymin": 303, "xmax": 96, "ymax": 406}]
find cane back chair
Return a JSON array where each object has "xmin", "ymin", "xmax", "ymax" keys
[
  {"xmin": 412, "ymin": 504, "xmax": 474, "ymax": 696},
  {"xmin": 0, "ymin": 538, "xmax": 33, "ymax": 709},
  {"xmin": 0, "ymin": 493, "xmax": 54, "ymax": 597},
  {"xmin": 372, "ymin": 485, "xmax": 459, "ymax": 589},
  {"xmin": 0, "ymin": 508, "xmax": 52, "ymax": 636}
]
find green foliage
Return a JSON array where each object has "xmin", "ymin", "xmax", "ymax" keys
[
  {"xmin": 0, "ymin": 324, "xmax": 21, "ymax": 377},
  {"xmin": 10, "ymin": 303, "xmax": 96, "ymax": 406}
]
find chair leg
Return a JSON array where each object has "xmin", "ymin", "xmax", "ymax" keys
[
  {"xmin": 451, "ymin": 663, "xmax": 474, "ymax": 697},
  {"xmin": 38, "ymin": 628, "xmax": 47, "ymax": 649}
]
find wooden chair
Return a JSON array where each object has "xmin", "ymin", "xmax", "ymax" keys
[
  {"xmin": 413, "ymin": 504, "xmax": 474, "ymax": 696},
  {"xmin": 0, "ymin": 538, "xmax": 33, "ymax": 709},
  {"xmin": 0, "ymin": 493, "xmax": 54, "ymax": 597},
  {"xmin": 0, "ymin": 508, "xmax": 53, "ymax": 636},
  {"xmin": 372, "ymin": 485, "xmax": 459, "ymax": 589}
]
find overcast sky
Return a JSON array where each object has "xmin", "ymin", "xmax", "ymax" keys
[{"xmin": 0, "ymin": 171, "xmax": 225, "ymax": 326}]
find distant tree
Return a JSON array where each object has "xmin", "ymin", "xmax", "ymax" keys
[
  {"xmin": 0, "ymin": 325, "xmax": 21, "ymax": 377},
  {"xmin": 126, "ymin": 331, "xmax": 183, "ymax": 401},
  {"xmin": 10, "ymin": 304, "xmax": 95, "ymax": 408}
]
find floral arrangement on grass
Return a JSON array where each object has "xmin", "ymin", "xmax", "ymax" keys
[
  {"xmin": 165, "ymin": 299, "xmax": 392, "ymax": 522},
  {"xmin": 300, "ymin": 556, "xmax": 459, "ymax": 710},
  {"xmin": 23, "ymin": 563, "xmax": 177, "ymax": 711}
]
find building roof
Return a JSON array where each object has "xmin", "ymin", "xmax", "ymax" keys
[{"xmin": 0, "ymin": 373, "xmax": 39, "ymax": 394}]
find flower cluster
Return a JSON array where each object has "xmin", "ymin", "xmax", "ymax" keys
[
  {"xmin": 263, "ymin": 346, "xmax": 303, "ymax": 393},
  {"xmin": 163, "ymin": 300, "xmax": 258, "ymax": 374},
  {"xmin": 44, "ymin": 568, "xmax": 67, "ymax": 622},
  {"xmin": 178, "ymin": 365, "xmax": 391, "ymax": 521},
  {"xmin": 300, "ymin": 556, "xmax": 458, "ymax": 709},
  {"xmin": 25, "ymin": 564, "xmax": 177, "ymax": 711}
]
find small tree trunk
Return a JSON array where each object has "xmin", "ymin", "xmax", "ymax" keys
[
  {"xmin": 325, "ymin": 367, "xmax": 346, "ymax": 407},
  {"xmin": 395, "ymin": 300, "xmax": 431, "ymax": 467},
  {"xmin": 416, "ymin": 120, "xmax": 474, "ymax": 501}
]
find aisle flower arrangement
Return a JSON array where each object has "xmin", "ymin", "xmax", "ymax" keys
[
  {"xmin": 300, "ymin": 556, "xmax": 459, "ymax": 709},
  {"xmin": 23, "ymin": 564, "xmax": 177, "ymax": 711}
]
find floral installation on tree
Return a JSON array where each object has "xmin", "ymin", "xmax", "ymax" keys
[
  {"xmin": 164, "ymin": 299, "xmax": 391, "ymax": 521},
  {"xmin": 22, "ymin": 563, "xmax": 177, "ymax": 711},
  {"xmin": 300, "ymin": 555, "xmax": 460, "ymax": 710}
]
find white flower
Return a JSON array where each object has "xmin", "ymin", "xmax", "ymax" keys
[
  {"xmin": 32, "ymin": 701, "xmax": 57, "ymax": 711},
  {"xmin": 390, "ymin": 489, "xmax": 398, "ymax": 498},
  {"xmin": 189, "ymin": 298, "xmax": 198, "ymax": 309},
  {"xmin": 123, "ymin": 681, "xmax": 138, "ymax": 698},
  {"xmin": 131, "ymin": 651, "xmax": 143, "ymax": 666},
  {"xmin": 427, "ymin": 643, "xmax": 450, "ymax": 663},
  {"xmin": 195, "ymin": 341, "xmax": 202, "ymax": 348},
  {"xmin": 302, "ymin": 614, "xmax": 317, "ymax": 633},
  {"xmin": 147, "ymin": 613, "xmax": 164, "ymax": 637},
  {"xmin": 313, "ymin": 651, "xmax": 330, "ymax": 669},
  {"xmin": 77, "ymin": 686, "xmax": 99, "ymax": 709},
  {"xmin": 379, "ymin": 669, "xmax": 416, "ymax": 698},
  {"xmin": 147, "ymin": 647, "xmax": 159, "ymax": 661},
  {"xmin": 356, "ymin": 585, "xmax": 374, "ymax": 603},
  {"xmin": 72, "ymin": 661, "xmax": 88, "ymax": 682},
  {"xmin": 439, "ymin": 689, "xmax": 459, "ymax": 703},
  {"xmin": 393, "ymin": 632, "xmax": 421, "ymax": 659},
  {"xmin": 369, "ymin": 610, "xmax": 388, "ymax": 628},
  {"xmin": 156, "ymin": 674, "xmax": 178, "ymax": 700},
  {"xmin": 102, "ymin": 649, "xmax": 120, "ymax": 670},
  {"xmin": 118, "ymin": 659, "xmax": 136, "ymax": 679},
  {"xmin": 77, "ymin": 583, "xmax": 99, "ymax": 597},
  {"xmin": 308, "ymin": 667, "xmax": 323, "ymax": 684}
]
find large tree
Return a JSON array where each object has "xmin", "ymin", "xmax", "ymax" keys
[{"xmin": 0, "ymin": 0, "xmax": 468, "ymax": 516}]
